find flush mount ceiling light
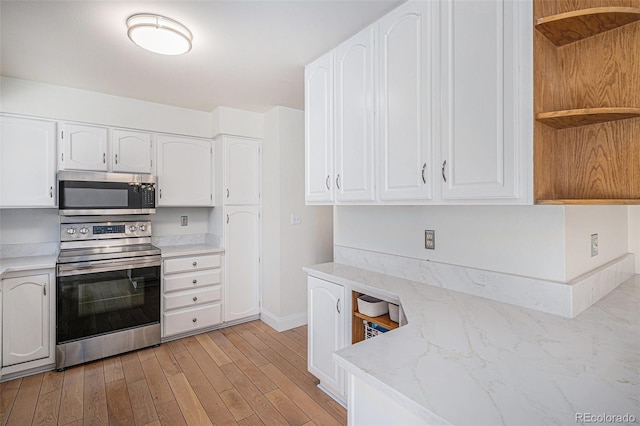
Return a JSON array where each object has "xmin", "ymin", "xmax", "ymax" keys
[{"xmin": 127, "ymin": 14, "xmax": 192, "ymax": 55}]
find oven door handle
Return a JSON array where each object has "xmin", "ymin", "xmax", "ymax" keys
[{"xmin": 57, "ymin": 256, "xmax": 161, "ymax": 277}]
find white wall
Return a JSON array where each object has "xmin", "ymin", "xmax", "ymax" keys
[
  {"xmin": 564, "ymin": 206, "xmax": 629, "ymax": 281},
  {"xmin": 0, "ymin": 77, "xmax": 213, "ymax": 137},
  {"xmin": 629, "ymin": 206, "xmax": 640, "ymax": 274},
  {"xmin": 335, "ymin": 205, "xmax": 567, "ymax": 281},
  {"xmin": 262, "ymin": 106, "xmax": 333, "ymax": 325},
  {"xmin": 152, "ymin": 208, "xmax": 210, "ymax": 237},
  {"xmin": 212, "ymin": 106, "xmax": 264, "ymax": 139},
  {"xmin": 0, "ymin": 209, "xmax": 60, "ymax": 244}
]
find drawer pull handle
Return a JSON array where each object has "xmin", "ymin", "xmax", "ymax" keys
[
  {"xmin": 192, "ymin": 318, "xmax": 197, "ymax": 323},
  {"xmin": 192, "ymin": 279, "xmax": 197, "ymax": 284},
  {"xmin": 192, "ymin": 261, "xmax": 197, "ymax": 267},
  {"xmin": 193, "ymin": 297, "xmax": 198, "ymax": 302}
]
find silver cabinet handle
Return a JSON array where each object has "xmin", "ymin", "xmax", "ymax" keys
[
  {"xmin": 422, "ymin": 163, "xmax": 427, "ymax": 184},
  {"xmin": 226, "ymin": 188, "xmax": 229, "ymax": 198},
  {"xmin": 192, "ymin": 279, "xmax": 197, "ymax": 284},
  {"xmin": 44, "ymin": 285, "xmax": 47, "ymax": 296},
  {"xmin": 103, "ymin": 153, "xmax": 106, "ymax": 164},
  {"xmin": 193, "ymin": 296, "xmax": 198, "ymax": 302},
  {"xmin": 159, "ymin": 189, "xmax": 162, "ymax": 199},
  {"xmin": 442, "ymin": 160, "xmax": 447, "ymax": 182},
  {"xmin": 115, "ymin": 154, "xmax": 118, "ymax": 165},
  {"xmin": 336, "ymin": 298, "xmax": 341, "ymax": 314},
  {"xmin": 49, "ymin": 186, "xmax": 53, "ymax": 198},
  {"xmin": 192, "ymin": 318, "xmax": 197, "ymax": 323},
  {"xmin": 192, "ymin": 262, "xmax": 197, "ymax": 267},
  {"xmin": 226, "ymin": 214, "xmax": 229, "ymax": 224},
  {"xmin": 325, "ymin": 175, "xmax": 330, "ymax": 190},
  {"xmin": 336, "ymin": 174, "xmax": 341, "ymax": 190}
]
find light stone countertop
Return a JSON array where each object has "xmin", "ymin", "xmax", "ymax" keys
[
  {"xmin": 304, "ymin": 262, "xmax": 640, "ymax": 426},
  {"xmin": 157, "ymin": 243, "xmax": 224, "ymax": 258},
  {"xmin": 0, "ymin": 255, "xmax": 58, "ymax": 278}
]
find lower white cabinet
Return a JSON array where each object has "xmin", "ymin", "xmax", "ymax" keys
[
  {"xmin": 224, "ymin": 205, "xmax": 260, "ymax": 322},
  {"xmin": 2, "ymin": 271, "xmax": 55, "ymax": 372},
  {"xmin": 162, "ymin": 253, "xmax": 223, "ymax": 338},
  {"xmin": 307, "ymin": 276, "xmax": 347, "ymax": 402}
]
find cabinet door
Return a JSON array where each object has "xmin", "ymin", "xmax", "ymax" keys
[
  {"xmin": 440, "ymin": 0, "xmax": 529, "ymax": 200},
  {"xmin": 156, "ymin": 135, "xmax": 212, "ymax": 206},
  {"xmin": 2, "ymin": 274, "xmax": 49, "ymax": 367},
  {"xmin": 60, "ymin": 123, "xmax": 108, "ymax": 171},
  {"xmin": 224, "ymin": 205, "xmax": 260, "ymax": 322},
  {"xmin": 334, "ymin": 28, "xmax": 376, "ymax": 202},
  {"xmin": 377, "ymin": 1, "xmax": 433, "ymax": 201},
  {"xmin": 307, "ymin": 276, "xmax": 346, "ymax": 400},
  {"xmin": 0, "ymin": 115, "xmax": 56, "ymax": 207},
  {"xmin": 305, "ymin": 52, "xmax": 334, "ymax": 204},
  {"xmin": 224, "ymin": 136, "xmax": 260, "ymax": 205},
  {"xmin": 112, "ymin": 129, "xmax": 153, "ymax": 174}
]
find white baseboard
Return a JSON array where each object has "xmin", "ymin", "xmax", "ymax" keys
[{"xmin": 260, "ymin": 309, "xmax": 307, "ymax": 332}]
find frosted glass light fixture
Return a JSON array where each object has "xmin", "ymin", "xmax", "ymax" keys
[{"xmin": 127, "ymin": 14, "xmax": 192, "ymax": 55}]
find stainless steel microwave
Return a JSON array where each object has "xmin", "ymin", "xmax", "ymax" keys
[{"xmin": 58, "ymin": 171, "xmax": 156, "ymax": 216}]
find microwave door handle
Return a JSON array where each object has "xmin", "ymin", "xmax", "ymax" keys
[{"xmin": 57, "ymin": 257, "xmax": 161, "ymax": 277}]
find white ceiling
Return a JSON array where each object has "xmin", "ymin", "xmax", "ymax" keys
[{"xmin": 0, "ymin": 0, "xmax": 403, "ymax": 113}]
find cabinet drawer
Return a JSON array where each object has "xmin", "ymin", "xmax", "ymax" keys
[
  {"xmin": 163, "ymin": 303, "xmax": 222, "ymax": 337},
  {"xmin": 163, "ymin": 254, "xmax": 220, "ymax": 274},
  {"xmin": 163, "ymin": 286, "xmax": 221, "ymax": 311},
  {"xmin": 164, "ymin": 269, "xmax": 220, "ymax": 293}
]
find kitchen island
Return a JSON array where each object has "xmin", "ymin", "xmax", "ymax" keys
[{"xmin": 305, "ymin": 263, "xmax": 639, "ymax": 425}]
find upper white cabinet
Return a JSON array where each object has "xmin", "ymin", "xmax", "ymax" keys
[
  {"xmin": 224, "ymin": 136, "xmax": 260, "ymax": 205},
  {"xmin": 377, "ymin": 0, "xmax": 433, "ymax": 201},
  {"xmin": 439, "ymin": 0, "xmax": 531, "ymax": 201},
  {"xmin": 59, "ymin": 123, "xmax": 108, "ymax": 171},
  {"xmin": 112, "ymin": 129, "xmax": 153, "ymax": 174},
  {"xmin": 334, "ymin": 27, "xmax": 376, "ymax": 203},
  {"xmin": 156, "ymin": 135, "xmax": 213, "ymax": 206},
  {"xmin": 305, "ymin": 52, "xmax": 334, "ymax": 204},
  {"xmin": 0, "ymin": 115, "xmax": 57, "ymax": 207}
]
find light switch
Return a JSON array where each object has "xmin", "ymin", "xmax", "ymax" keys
[{"xmin": 291, "ymin": 213, "xmax": 302, "ymax": 225}]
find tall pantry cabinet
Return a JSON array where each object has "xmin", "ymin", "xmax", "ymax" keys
[{"xmin": 213, "ymin": 135, "xmax": 262, "ymax": 322}]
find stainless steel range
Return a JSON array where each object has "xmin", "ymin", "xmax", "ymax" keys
[{"xmin": 56, "ymin": 220, "xmax": 161, "ymax": 370}]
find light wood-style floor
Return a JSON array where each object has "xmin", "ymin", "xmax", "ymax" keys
[{"xmin": 0, "ymin": 321, "xmax": 347, "ymax": 426}]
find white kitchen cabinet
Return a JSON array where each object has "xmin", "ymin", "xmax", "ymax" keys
[
  {"xmin": 59, "ymin": 123, "xmax": 109, "ymax": 171},
  {"xmin": 377, "ymin": 0, "xmax": 433, "ymax": 201},
  {"xmin": 0, "ymin": 115, "xmax": 57, "ymax": 207},
  {"xmin": 224, "ymin": 205, "xmax": 260, "ymax": 322},
  {"xmin": 439, "ymin": 0, "xmax": 531, "ymax": 201},
  {"xmin": 223, "ymin": 136, "xmax": 260, "ymax": 205},
  {"xmin": 162, "ymin": 253, "xmax": 223, "ymax": 338},
  {"xmin": 2, "ymin": 273, "xmax": 51, "ymax": 367},
  {"xmin": 308, "ymin": 276, "xmax": 347, "ymax": 402},
  {"xmin": 112, "ymin": 129, "xmax": 153, "ymax": 174},
  {"xmin": 156, "ymin": 135, "xmax": 213, "ymax": 206},
  {"xmin": 305, "ymin": 52, "xmax": 335, "ymax": 204},
  {"xmin": 334, "ymin": 27, "xmax": 376, "ymax": 203}
]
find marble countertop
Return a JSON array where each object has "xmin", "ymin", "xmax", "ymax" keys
[
  {"xmin": 157, "ymin": 243, "xmax": 224, "ymax": 258},
  {"xmin": 0, "ymin": 255, "xmax": 58, "ymax": 278},
  {"xmin": 305, "ymin": 262, "xmax": 640, "ymax": 426}
]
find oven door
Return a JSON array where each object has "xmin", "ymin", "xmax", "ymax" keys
[{"xmin": 56, "ymin": 256, "xmax": 161, "ymax": 345}]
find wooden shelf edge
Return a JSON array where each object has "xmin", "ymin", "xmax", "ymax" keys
[
  {"xmin": 535, "ymin": 108, "xmax": 640, "ymax": 129},
  {"xmin": 353, "ymin": 311, "xmax": 399, "ymax": 330},
  {"xmin": 536, "ymin": 199, "xmax": 640, "ymax": 205},
  {"xmin": 535, "ymin": 7, "xmax": 640, "ymax": 46}
]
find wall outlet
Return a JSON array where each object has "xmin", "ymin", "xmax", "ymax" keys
[
  {"xmin": 591, "ymin": 233, "xmax": 598, "ymax": 257},
  {"xmin": 181, "ymin": 216, "xmax": 188, "ymax": 226},
  {"xmin": 291, "ymin": 213, "xmax": 302, "ymax": 225},
  {"xmin": 425, "ymin": 230, "xmax": 435, "ymax": 250}
]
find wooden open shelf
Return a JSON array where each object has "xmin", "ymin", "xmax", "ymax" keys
[
  {"xmin": 535, "ymin": 7, "xmax": 640, "ymax": 46},
  {"xmin": 353, "ymin": 311, "xmax": 399, "ymax": 330},
  {"xmin": 351, "ymin": 291, "xmax": 399, "ymax": 344},
  {"xmin": 537, "ymin": 199, "xmax": 640, "ymax": 205},
  {"xmin": 535, "ymin": 108, "xmax": 640, "ymax": 129}
]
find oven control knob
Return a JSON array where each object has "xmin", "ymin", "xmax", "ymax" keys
[
  {"xmin": 129, "ymin": 225, "xmax": 137, "ymax": 232},
  {"xmin": 139, "ymin": 224, "xmax": 147, "ymax": 232},
  {"xmin": 80, "ymin": 227, "xmax": 89, "ymax": 235},
  {"xmin": 66, "ymin": 228, "xmax": 76, "ymax": 235}
]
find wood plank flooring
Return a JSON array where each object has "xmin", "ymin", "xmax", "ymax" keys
[{"xmin": 0, "ymin": 321, "xmax": 346, "ymax": 426}]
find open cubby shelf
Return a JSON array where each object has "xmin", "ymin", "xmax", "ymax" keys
[
  {"xmin": 535, "ymin": 107, "xmax": 640, "ymax": 129},
  {"xmin": 535, "ymin": 7, "xmax": 640, "ymax": 46}
]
